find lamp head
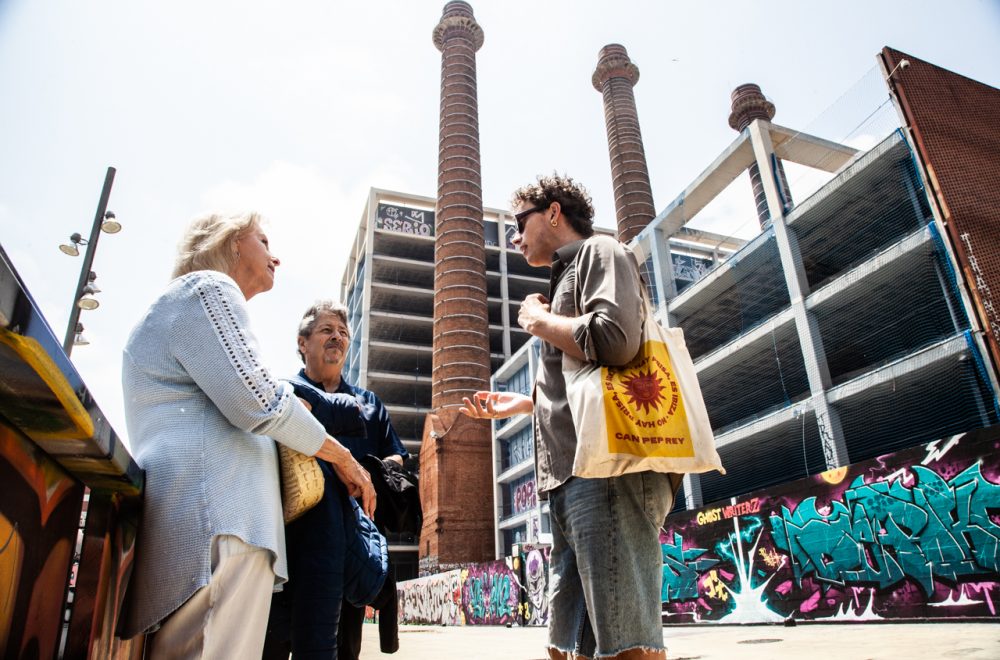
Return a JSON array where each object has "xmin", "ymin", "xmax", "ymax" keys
[
  {"xmin": 73, "ymin": 322, "xmax": 90, "ymax": 347},
  {"xmin": 82, "ymin": 272, "xmax": 101, "ymax": 296},
  {"xmin": 101, "ymin": 211, "xmax": 122, "ymax": 234},
  {"xmin": 59, "ymin": 232, "xmax": 85, "ymax": 257},
  {"xmin": 77, "ymin": 294, "xmax": 100, "ymax": 311},
  {"xmin": 887, "ymin": 58, "xmax": 911, "ymax": 79}
]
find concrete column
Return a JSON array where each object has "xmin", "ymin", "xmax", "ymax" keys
[
  {"xmin": 358, "ymin": 188, "xmax": 377, "ymax": 389},
  {"xmin": 747, "ymin": 120, "xmax": 849, "ymax": 468},
  {"xmin": 649, "ymin": 227, "xmax": 678, "ymax": 317},
  {"xmin": 729, "ymin": 84, "xmax": 794, "ymax": 229},
  {"xmin": 592, "ymin": 44, "xmax": 656, "ymax": 243},
  {"xmin": 683, "ymin": 473, "xmax": 704, "ymax": 510},
  {"xmin": 498, "ymin": 219, "xmax": 513, "ymax": 359}
]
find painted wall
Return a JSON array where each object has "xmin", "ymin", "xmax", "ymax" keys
[
  {"xmin": 398, "ymin": 547, "xmax": 551, "ymax": 626},
  {"xmin": 0, "ymin": 425, "xmax": 83, "ymax": 658},
  {"xmin": 520, "ymin": 546, "xmax": 550, "ymax": 626},
  {"xmin": 661, "ymin": 426, "xmax": 1000, "ymax": 623},
  {"xmin": 398, "ymin": 569, "xmax": 464, "ymax": 625},
  {"xmin": 400, "ymin": 427, "xmax": 999, "ymax": 626}
]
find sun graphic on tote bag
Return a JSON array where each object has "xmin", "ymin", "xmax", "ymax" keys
[
  {"xmin": 602, "ymin": 340, "xmax": 695, "ymax": 458},
  {"xmin": 620, "ymin": 369, "xmax": 667, "ymax": 414}
]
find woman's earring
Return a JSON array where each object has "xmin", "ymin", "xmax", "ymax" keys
[{"xmin": 550, "ymin": 217, "xmax": 558, "ymax": 227}]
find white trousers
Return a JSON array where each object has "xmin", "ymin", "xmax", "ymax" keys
[{"xmin": 148, "ymin": 535, "xmax": 274, "ymax": 659}]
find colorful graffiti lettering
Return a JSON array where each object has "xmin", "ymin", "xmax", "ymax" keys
[
  {"xmin": 659, "ymin": 428, "xmax": 1000, "ymax": 623},
  {"xmin": 402, "ymin": 430, "xmax": 1000, "ymax": 627},
  {"xmin": 758, "ymin": 546, "xmax": 782, "ymax": 569},
  {"xmin": 461, "ymin": 562, "xmax": 520, "ymax": 625},
  {"xmin": 399, "ymin": 552, "xmax": 550, "ymax": 627},
  {"xmin": 512, "ymin": 480, "xmax": 536, "ymax": 516},
  {"xmin": 771, "ymin": 462, "xmax": 1000, "ymax": 595},
  {"xmin": 661, "ymin": 532, "xmax": 718, "ymax": 601},
  {"xmin": 695, "ymin": 499, "xmax": 761, "ymax": 525},
  {"xmin": 398, "ymin": 570, "xmax": 463, "ymax": 625},
  {"xmin": 703, "ymin": 570, "xmax": 729, "ymax": 601}
]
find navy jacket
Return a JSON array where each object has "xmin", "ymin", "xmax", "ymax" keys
[
  {"xmin": 289, "ymin": 370, "xmax": 408, "ymax": 463},
  {"xmin": 265, "ymin": 371, "xmax": 403, "ymax": 657}
]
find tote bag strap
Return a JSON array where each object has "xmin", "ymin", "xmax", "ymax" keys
[{"xmin": 631, "ymin": 252, "xmax": 660, "ymax": 333}]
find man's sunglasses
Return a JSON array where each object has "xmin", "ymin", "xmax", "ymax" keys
[{"xmin": 513, "ymin": 205, "xmax": 547, "ymax": 234}]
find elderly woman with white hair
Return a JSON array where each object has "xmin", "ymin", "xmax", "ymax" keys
[{"xmin": 120, "ymin": 212, "xmax": 375, "ymax": 658}]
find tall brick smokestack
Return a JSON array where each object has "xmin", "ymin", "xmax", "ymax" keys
[
  {"xmin": 728, "ymin": 83, "xmax": 793, "ymax": 229},
  {"xmin": 592, "ymin": 44, "xmax": 656, "ymax": 243},
  {"xmin": 430, "ymin": 0, "xmax": 490, "ymax": 411},
  {"xmin": 419, "ymin": 0, "xmax": 494, "ymax": 575}
]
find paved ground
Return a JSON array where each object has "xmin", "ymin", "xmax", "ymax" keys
[{"xmin": 359, "ymin": 622, "xmax": 1000, "ymax": 659}]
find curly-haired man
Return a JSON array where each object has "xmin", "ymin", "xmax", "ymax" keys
[{"xmin": 460, "ymin": 174, "xmax": 675, "ymax": 659}]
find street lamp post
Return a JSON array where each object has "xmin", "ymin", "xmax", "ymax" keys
[{"xmin": 62, "ymin": 166, "xmax": 117, "ymax": 356}]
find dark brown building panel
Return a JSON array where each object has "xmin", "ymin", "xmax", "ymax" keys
[{"xmin": 882, "ymin": 47, "xmax": 1000, "ymax": 376}]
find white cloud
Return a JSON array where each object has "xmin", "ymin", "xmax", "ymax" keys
[{"xmin": 197, "ymin": 161, "xmax": 376, "ymax": 397}]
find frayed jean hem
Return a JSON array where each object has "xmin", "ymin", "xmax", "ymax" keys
[{"xmin": 546, "ymin": 643, "xmax": 666, "ymax": 660}]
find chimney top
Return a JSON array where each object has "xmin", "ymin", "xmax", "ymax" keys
[
  {"xmin": 433, "ymin": 0, "xmax": 484, "ymax": 52},
  {"xmin": 592, "ymin": 43, "xmax": 639, "ymax": 91},
  {"xmin": 442, "ymin": 0, "xmax": 475, "ymax": 20},
  {"xmin": 728, "ymin": 83, "xmax": 776, "ymax": 132}
]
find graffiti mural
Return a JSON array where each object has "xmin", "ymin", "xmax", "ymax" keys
[
  {"xmin": 518, "ymin": 546, "xmax": 550, "ymax": 626},
  {"xmin": 511, "ymin": 478, "xmax": 536, "ymax": 516},
  {"xmin": 398, "ymin": 554, "xmax": 551, "ymax": 627},
  {"xmin": 461, "ymin": 561, "xmax": 520, "ymax": 625},
  {"xmin": 660, "ymin": 426, "xmax": 1000, "ymax": 623},
  {"xmin": 398, "ymin": 569, "xmax": 463, "ymax": 625},
  {"xmin": 0, "ymin": 425, "xmax": 83, "ymax": 658}
]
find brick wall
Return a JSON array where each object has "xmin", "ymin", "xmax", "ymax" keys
[
  {"xmin": 883, "ymin": 46, "xmax": 1000, "ymax": 376},
  {"xmin": 420, "ymin": 0, "xmax": 495, "ymax": 573}
]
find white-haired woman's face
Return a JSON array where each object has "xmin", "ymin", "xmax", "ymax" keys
[{"xmin": 231, "ymin": 226, "xmax": 280, "ymax": 300}]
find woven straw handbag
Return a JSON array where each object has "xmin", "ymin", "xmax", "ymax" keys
[{"xmin": 277, "ymin": 443, "xmax": 325, "ymax": 524}]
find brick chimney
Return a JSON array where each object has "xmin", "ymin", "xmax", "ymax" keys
[
  {"xmin": 419, "ymin": 0, "xmax": 495, "ymax": 575},
  {"xmin": 592, "ymin": 44, "xmax": 656, "ymax": 243},
  {"xmin": 728, "ymin": 83, "xmax": 793, "ymax": 228}
]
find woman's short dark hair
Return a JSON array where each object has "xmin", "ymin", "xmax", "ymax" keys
[{"xmin": 511, "ymin": 174, "xmax": 595, "ymax": 237}]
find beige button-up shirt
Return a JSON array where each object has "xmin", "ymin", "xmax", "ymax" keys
[{"xmin": 533, "ymin": 234, "xmax": 644, "ymax": 494}]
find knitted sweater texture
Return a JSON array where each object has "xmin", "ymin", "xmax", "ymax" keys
[{"xmin": 121, "ymin": 271, "xmax": 326, "ymax": 636}]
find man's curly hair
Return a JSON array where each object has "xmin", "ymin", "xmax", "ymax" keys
[{"xmin": 511, "ymin": 174, "xmax": 595, "ymax": 237}]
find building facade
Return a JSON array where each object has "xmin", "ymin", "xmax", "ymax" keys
[
  {"xmin": 339, "ymin": 188, "xmax": 549, "ymax": 577},
  {"xmin": 488, "ymin": 58, "xmax": 1000, "ymax": 559}
]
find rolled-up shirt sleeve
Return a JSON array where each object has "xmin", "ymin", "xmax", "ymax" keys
[
  {"xmin": 569, "ymin": 238, "xmax": 643, "ymax": 367},
  {"xmin": 171, "ymin": 274, "xmax": 326, "ymax": 456}
]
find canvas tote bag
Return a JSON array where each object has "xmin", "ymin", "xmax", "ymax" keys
[{"xmin": 563, "ymin": 272, "xmax": 725, "ymax": 479}]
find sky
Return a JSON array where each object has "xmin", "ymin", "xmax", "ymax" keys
[{"xmin": 1, "ymin": 0, "xmax": 998, "ymax": 449}]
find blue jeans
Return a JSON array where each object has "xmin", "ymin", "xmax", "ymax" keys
[{"xmin": 547, "ymin": 472, "xmax": 674, "ymax": 658}]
